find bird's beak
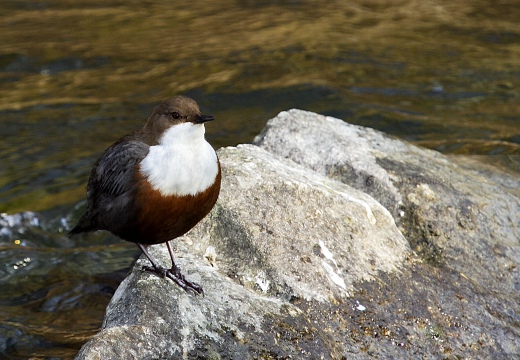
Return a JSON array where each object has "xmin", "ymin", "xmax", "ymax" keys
[{"xmin": 195, "ymin": 114, "xmax": 215, "ymax": 124}]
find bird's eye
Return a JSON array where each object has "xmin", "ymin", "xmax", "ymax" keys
[{"xmin": 171, "ymin": 112, "xmax": 180, "ymax": 119}]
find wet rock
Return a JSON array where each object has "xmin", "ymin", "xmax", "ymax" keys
[{"xmin": 77, "ymin": 111, "xmax": 520, "ymax": 359}]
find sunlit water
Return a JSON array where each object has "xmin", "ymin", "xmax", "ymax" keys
[{"xmin": 1, "ymin": 0, "xmax": 519, "ymax": 357}]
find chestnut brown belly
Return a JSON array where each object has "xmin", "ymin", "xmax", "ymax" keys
[{"xmin": 125, "ymin": 167, "xmax": 221, "ymax": 245}]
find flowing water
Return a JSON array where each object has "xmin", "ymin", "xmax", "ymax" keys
[{"xmin": 1, "ymin": 0, "xmax": 519, "ymax": 358}]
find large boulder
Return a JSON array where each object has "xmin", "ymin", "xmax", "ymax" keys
[
  {"xmin": 255, "ymin": 109, "xmax": 520, "ymax": 295},
  {"xmin": 77, "ymin": 110, "xmax": 520, "ymax": 359}
]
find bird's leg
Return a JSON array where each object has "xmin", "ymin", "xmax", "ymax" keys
[
  {"xmin": 165, "ymin": 241, "xmax": 183, "ymax": 277},
  {"xmin": 137, "ymin": 243, "xmax": 168, "ymax": 278},
  {"xmin": 137, "ymin": 243, "xmax": 203, "ymax": 295},
  {"xmin": 165, "ymin": 241, "xmax": 204, "ymax": 295}
]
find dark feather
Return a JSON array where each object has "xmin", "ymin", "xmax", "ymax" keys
[
  {"xmin": 89, "ymin": 138, "xmax": 149, "ymax": 200},
  {"xmin": 69, "ymin": 135, "xmax": 149, "ymax": 235}
]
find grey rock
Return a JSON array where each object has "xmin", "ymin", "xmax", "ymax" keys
[
  {"xmin": 254, "ymin": 110, "xmax": 406, "ymax": 217},
  {"xmin": 254, "ymin": 109, "xmax": 520, "ymax": 295},
  {"xmin": 78, "ymin": 110, "xmax": 520, "ymax": 359},
  {"xmin": 77, "ymin": 144, "xmax": 410, "ymax": 359},
  {"xmin": 200, "ymin": 145, "xmax": 410, "ymax": 300}
]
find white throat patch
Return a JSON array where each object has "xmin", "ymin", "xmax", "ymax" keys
[{"xmin": 139, "ymin": 123, "xmax": 219, "ymax": 196}]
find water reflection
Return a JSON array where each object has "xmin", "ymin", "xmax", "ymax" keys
[{"xmin": 0, "ymin": 0, "xmax": 519, "ymax": 356}]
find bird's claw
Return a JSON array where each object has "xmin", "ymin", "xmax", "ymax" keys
[{"xmin": 142, "ymin": 265, "xmax": 204, "ymax": 295}]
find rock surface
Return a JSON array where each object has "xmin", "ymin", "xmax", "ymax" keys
[
  {"xmin": 254, "ymin": 110, "xmax": 520, "ymax": 295},
  {"xmin": 77, "ymin": 110, "xmax": 520, "ymax": 359}
]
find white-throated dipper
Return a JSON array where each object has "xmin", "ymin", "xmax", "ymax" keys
[{"xmin": 69, "ymin": 96, "xmax": 221, "ymax": 295}]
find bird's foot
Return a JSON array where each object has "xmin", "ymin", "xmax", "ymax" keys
[
  {"xmin": 143, "ymin": 264, "xmax": 168, "ymax": 278},
  {"xmin": 165, "ymin": 267, "xmax": 204, "ymax": 295},
  {"xmin": 142, "ymin": 264, "xmax": 203, "ymax": 295}
]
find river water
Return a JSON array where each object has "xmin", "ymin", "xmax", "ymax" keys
[{"xmin": 1, "ymin": 0, "xmax": 519, "ymax": 358}]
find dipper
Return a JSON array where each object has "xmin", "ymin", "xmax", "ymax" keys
[{"xmin": 69, "ymin": 96, "xmax": 221, "ymax": 294}]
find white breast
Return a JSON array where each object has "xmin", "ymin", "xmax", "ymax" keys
[{"xmin": 139, "ymin": 123, "xmax": 219, "ymax": 196}]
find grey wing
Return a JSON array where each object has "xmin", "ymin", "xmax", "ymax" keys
[
  {"xmin": 69, "ymin": 138, "xmax": 150, "ymax": 235},
  {"xmin": 86, "ymin": 139, "xmax": 149, "ymax": 210}
]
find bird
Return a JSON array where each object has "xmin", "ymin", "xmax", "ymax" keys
[{"xmin": 69, "ymin": 96, "xmax": 221, "ymax": 295}]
